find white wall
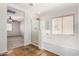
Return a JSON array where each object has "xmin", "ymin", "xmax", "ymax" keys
[
  {"xmin": 24, "ymin": 10, "xmax": 32, "ymax": 45},
  {"xmin": 0, "ymin": 4, "xmax": 7, "ymax": 52},
  {"xmin": 7, "ymin": 21, "xmax": 21, "ymax": 36},
  {"xmin": 40, "ymin": 4, "xmax": 79, "ymax": 56},
  {"xmin": 20, "ymin": 21, "xmax": 24, "ymax": 36}
]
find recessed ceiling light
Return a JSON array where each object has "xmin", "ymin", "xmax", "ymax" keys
[{"xmin": 29, "ymin": 3, "xmax": 34, "ymax": 6}]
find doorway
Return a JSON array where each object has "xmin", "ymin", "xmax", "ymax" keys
[
  {"xmin": 7, "ymin": 6, "xmax": 25, "ymax": 50},
  {"xmin": 31, "ymin": 17, "xmax": 40, "ymax": 47}
]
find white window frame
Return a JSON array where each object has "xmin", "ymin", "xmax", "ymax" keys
[
  {"xmin": 52, "ymin": 15, "xmax": 74, "ymax": 35},
  {"xmin": 7, "ymin": 24, "xmax": 12, "ymax": 31}
]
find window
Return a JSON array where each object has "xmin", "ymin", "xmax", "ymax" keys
[
  {"xmin": 52, "ymin": 15, "xmax": 73, "ymax": 34},
  {"xmin": 52, "ymin": 17, "xmax": 62, "ymax": 34},
  {"xmin": 7, "ymin": 24, "xmax": 12, "ymax": 31},
  {"xmin": 63, "ymin": 15, "xmax": 73, "ymax": 34}
]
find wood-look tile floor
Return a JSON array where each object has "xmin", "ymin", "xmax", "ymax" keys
[{"xmin": 0, "ymin": 44, "xmax": 58, "ymax": 56}]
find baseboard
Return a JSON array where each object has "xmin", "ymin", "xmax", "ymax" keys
[
  {"xmin": 24, "ymin": 42, "xmax": 32, "ymax": 46},
  {"xmin": 32, "ymin": 42, "xmax": 39, "ymax": 47}
]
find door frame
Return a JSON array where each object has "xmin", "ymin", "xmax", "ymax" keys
[
  {"xmin": 31, "ymin": 17, "xmax": 42, "ymax": 49},
  {"xmin": 7, "ymin": 4, "xmax": 25, "ymax": 50}
]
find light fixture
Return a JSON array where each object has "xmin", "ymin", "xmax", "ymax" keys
[
  {"xmin": 8, "ymin": 16, "xmax": 16, "ymax": 22},
  {"xmin": 29, "ymin": 3, "xmax": 34, "ymax": 6},
  {"xmin": 36, "ymin": 18, "xmax": 40, "ymax": 20}
]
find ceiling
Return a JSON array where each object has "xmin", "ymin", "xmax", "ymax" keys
[
  {"xmin": 7, "ymin": 3, "xmax": 79, "ymax": 21},
  {"xmin": 7, "ymin": 5, "xmax": 24, "ymax": 22},
  {"xmin": 15, "ymin": 3, "xmax": 78, "ymax": 14}
]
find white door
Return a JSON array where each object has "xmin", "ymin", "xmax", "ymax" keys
[{"xmin": 31, "ymin": 19, "xmax": 40, "ymax": 46}]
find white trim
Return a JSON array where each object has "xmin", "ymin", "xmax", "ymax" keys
[
  {"xmin": 31, "ymin": 18, "xmax": 42, "ymax": 49},
  {"xmin": 7, "ymin": 4, "xmax": 25, "ymax": 48},
  {"xmin": 32, "ymin": 42, "xmax": 39, "ymax": 47}
]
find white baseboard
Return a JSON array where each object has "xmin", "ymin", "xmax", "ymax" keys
[
  {"xmin": 24, "ymin": 42, "xmax": 31, "ymax": 46},
  {"xmin": 32, "ymin": 42, "xmax": 39, "ymax": 47}
]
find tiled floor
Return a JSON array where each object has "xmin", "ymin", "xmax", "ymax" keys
[
  {"xmin": 3, "ymin": 44, "xmax": 58, "ymax": 56},
  {"xmin": 7, "ymin": 36, "xmax": 24, "ymax": 50}
]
